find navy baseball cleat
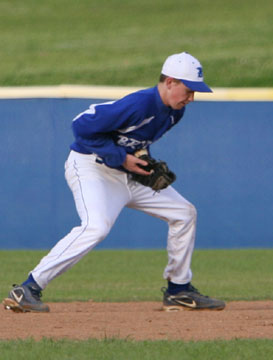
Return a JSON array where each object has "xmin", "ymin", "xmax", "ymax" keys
[
  {"xmin": 162, "ymin": 284, "xmax": 225, "ymax": 311},
  {"xmin": 2, "ymin": 283, "xmax": 50, "ymax": 313}
]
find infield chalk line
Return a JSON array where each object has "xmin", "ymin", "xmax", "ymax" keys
[{"xmin": 0, "ymin": 85, "xmax": 272, "ymax": 101}]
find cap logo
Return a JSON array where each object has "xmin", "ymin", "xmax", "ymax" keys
[{"xmin": 197, "ymin": 67, "xmax": 203, "ymax": 78}]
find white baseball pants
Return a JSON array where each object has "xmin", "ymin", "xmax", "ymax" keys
[{"xmin": 32, "ymin": 151, "xmax": 197, "ymax": 289}]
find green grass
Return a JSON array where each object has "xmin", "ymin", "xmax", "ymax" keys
[
  {"xmin": 0, "ymin": 0, "xmax": 272, "ymax": 87},
  {"xmin": 0, "ymin": 338, "xmax": 272, "ymax": 360},
  {"xmin": 0, "ymin": 249, "xmax": 272, "ymax": 302}
]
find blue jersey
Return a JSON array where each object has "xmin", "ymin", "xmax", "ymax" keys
[{"xmin": 71, "ymin": 86, "xmax": 185, "ymax": 170}]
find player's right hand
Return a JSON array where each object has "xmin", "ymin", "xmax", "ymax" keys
[{"xmin": 122, "ymin": 154, "xmax": 152, "ymax": 175}]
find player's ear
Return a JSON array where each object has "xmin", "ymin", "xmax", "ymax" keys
[{"xmin": 165, "ymin": 77, "xmax": 174, "ymax": 89}]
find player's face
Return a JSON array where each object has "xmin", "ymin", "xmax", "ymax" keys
[{"xmin": 166, "ymin": 80, "xmax": 195, "ymax": 110}]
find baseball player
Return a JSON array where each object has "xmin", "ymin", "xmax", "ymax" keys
[{"xmin": 3, "ymin": 52, "xmax": 225, "ymax": 312}]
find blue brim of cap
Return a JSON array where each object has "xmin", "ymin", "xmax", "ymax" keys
[{"xmin": 181, "ymin": 79, "xmax": 213, "ymax": 93}]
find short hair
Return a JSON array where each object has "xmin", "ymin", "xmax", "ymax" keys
[
  {"xmin": 159, "ymin": 74, "xmax": 167, "ymax": 82},
  {"xmin": 159, "ymin": 74, "xmax": 181, "ymax": 84}
]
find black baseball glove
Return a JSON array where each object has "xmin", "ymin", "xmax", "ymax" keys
[{"xmin": 130, "ymin": 150, "xmax": 176, "ymax": 191}]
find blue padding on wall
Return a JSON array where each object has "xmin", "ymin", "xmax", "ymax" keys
[{"xmin": 0, "ymin": 98, "xmax": 272, "ymax": 249}]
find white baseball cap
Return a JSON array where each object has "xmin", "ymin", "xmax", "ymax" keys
[{"xmin": 161, "ymin": 52, "xmax": 212, "ymax": 92}]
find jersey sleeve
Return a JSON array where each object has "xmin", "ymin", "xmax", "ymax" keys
[{"xmin": 72, "ymin": 98, "xmax": 137, "ymax": 168}]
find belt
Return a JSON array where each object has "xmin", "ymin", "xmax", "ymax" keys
[
  {"xmin": 95, "ymin": 157, "xmax": 104, "ymax": 164},
  {"xmin": 90, "ymin": 153, "xmax": 104, "ymax": 164}
]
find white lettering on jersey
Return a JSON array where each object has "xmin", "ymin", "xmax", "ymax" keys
[{"xmin": 117, "ymin": 135, "xmax": 152, "ymax": 150}]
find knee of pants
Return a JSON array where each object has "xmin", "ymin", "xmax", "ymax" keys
[
  {"xmin": 82, "ymin": 221, "xmax": 111, "ymax": 243},
  {"xmin": 187, "ymin": 203, "xmax": 197, "ymax": 222},
  {"xmin": 177, "ymin": 202, "xmax": 197, "ymax": 224}
]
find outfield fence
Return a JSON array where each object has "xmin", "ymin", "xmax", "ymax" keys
[{"xmin": 0, "ymin": 87, "xmax": 272, "ymax": 249}]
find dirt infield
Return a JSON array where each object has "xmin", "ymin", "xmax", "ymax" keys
[{"xmin": 1, "ymin": 301, "xmax": 273, "ymax": 341}]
